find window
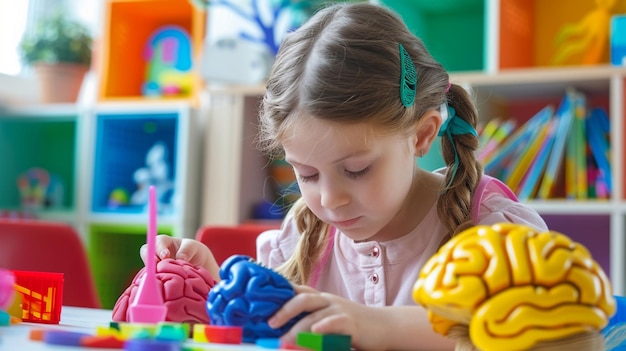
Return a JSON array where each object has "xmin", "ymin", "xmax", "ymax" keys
[
  {"xmin": 0, "ymin": 0, "xmax": 101, "ymax": 76},
  {"xmin": 0, "ymin": 0, "xmax": 29, "ymax": 75}
]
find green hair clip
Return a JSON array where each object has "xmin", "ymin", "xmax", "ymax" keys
[{"xmin": 399, "ymin": 43, "xmax": 417, "ymax": 107}]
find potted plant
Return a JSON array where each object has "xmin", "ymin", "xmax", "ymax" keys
[{"xmin": 19, "ymin": 13, "xmax": 93, "ymax": 103}]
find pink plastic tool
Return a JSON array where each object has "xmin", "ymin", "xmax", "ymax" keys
[{"xmin": 128, "ymin": 185, "xmax": 167, "ymax": 323}]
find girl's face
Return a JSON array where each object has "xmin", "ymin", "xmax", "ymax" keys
[{"xmin": 282, "ymin": 116, "xmax": 420, "ymax": 242}]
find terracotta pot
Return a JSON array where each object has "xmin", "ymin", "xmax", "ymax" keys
[{"xmin": 33, "ymin": 62, "xmax": 89, "ymax": 103}]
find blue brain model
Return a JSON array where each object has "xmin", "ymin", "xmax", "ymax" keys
[{"xmin": 206, "ymin": 255, "xmax": 305, "ymax": 342}]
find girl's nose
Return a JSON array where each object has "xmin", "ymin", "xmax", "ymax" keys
[{"xmin": 319, "ymin": 181, "xmax": 350, "ymax": 210}]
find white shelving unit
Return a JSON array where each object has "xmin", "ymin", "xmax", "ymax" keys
[
  {"xmin": 82, "ymin": 101, "xmax": 203, "ymax": 238},
  {"xmin": 454, "ymin": 65, "xmax": 626, "ymax": 295},
  {"xmin": 0, "ymin": 100, "xmax": 204, "ymax": 309}
]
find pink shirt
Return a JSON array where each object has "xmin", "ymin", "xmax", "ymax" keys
[{"xmin": 256, "ymin": 180, "xmax": 548, "ymax": 307}]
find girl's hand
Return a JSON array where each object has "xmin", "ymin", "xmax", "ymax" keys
[
  {"xmin": 139, "ymin": 235, "xmax": 220, "ymax": 281},
  {"xmin": 268, "ymin": 285, "xmax": 388, "ymax": 350}
]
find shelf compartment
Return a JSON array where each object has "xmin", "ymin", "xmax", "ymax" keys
[
  {"xmin": 92, "ymin": 110, "xmax": 179, "ymax": 214},
  {"xmin": 381, "ymin": 0, "xmax": 485, "ymax": 72},
  {"xmin": 0, "ymin": 114, "xmax": 77, "ymax": 214},
  {"xmin": 88, "ymin": 223, "xmax": 173, "ymax": 309},
  {"xmin": 498, "ymin": 0, "xmax": 626, "ymax": 69},
  {"xmin": 471, "ymin": 78, "xmax": 610, "ymax": 127},
  {"xmin": 98, "ymin": 0, "xmax": 205, "ymax": 101},
  {"xmin": 460, "ymin": 69, "xmax": 614, "ymax": 200}
]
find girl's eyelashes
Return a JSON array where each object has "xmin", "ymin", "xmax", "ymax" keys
[
  {"xmin": 296, "ymin": 167, "xmax": 371, "ymax": 183},
  {"xmin": 298, "ymin": 174, "xmax": 318, "ymax": 183},
  {"xmin": 346, "ymin": 167, "xmax": 370, "ymax": 179}
]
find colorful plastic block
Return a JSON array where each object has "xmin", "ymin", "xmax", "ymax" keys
[
  {"xmin": 256, "ymin": 337, "xmax": 281, "ymax": 349},
  {"xmin": 115, "ymin": 322, "xmax": 158, "ymax": 339},
  {"xmin": 43, "ymin": 331, "xmax": 91, "ymax": 346},
  {"xmin": 192, "ymin": 324, "xmax": 242, "ymax": 344},
  {"xmin": 29, "ymin": 329, "xmax": 46, "ymax": 341},
  {"xmin": 155, "ymin": 322, "xmax": 189, "ymax": 341},
  {"xmin": 296, "ymin": 332, "xmax": 351, "ymax": 351},
  {"xmin": 192, "ymin": 324, "xmax": 210, "ymax": 343},
  {"xmin": 124, "ymin": 338, "xmax": 182, "ymax": 351},
  {"xmin": 80, "ymin": 335, "xmax": 125, "ymax": 348}
]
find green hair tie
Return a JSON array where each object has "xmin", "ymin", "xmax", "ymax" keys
[
  {"xmin": 399, "ymin": 43, "xmax": 417, "ymax": 107},
  {"xmin": 438, "ymin": 105, "xmax": 478, "ymax": 188}
]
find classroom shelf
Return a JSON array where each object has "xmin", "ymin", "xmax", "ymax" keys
[
  {"xmin": 201, "ymin": 89, "xmax": 273, "ymax": 225},
  {"xmin": 86, "ymin": 102, "xmax": 202, "ymax": 233},
  {"xmin": 495, "ymin": 0, "xmax": 626, "ymax": 70},
  {"xmin": 382, "ymin": 0, "xmax": 626, "ymax": 72},
  {"xmin": 381, "ymin": 0, "xmax": 485, "ymax": 72},
  {"xmin": 98, "ymin": 0, "xmax": 206, "ymax": 101},
  {"xmin": 0, "ymin": 105, "xmax": 81, "ymax": 221},
  {"xmin": 0, "ymin": 101, "xmax": 203, "ymax": 308},
  {"xmin": 453, "ymin": 65, "xmax": 626, "ymax": 294},
  {"xmin": 92, "ymin": 111, "xmax": 178, "ymax": 214}
]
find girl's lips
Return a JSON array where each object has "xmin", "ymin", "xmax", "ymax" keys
[{"xmin": 333, "ymin": 217, "xmax": 361, "ymax": 227}]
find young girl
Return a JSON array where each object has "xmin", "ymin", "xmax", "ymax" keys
[{"xmin": 144, "ymin": 2, "xmax": 548, "ymax": 350}]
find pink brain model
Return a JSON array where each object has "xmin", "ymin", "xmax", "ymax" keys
[{"xmin": 112, "ymin": 258, "xmax": 216, "ymax": 324}]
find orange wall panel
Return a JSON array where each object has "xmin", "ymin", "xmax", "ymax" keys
[{"xmin": 499, "ymin": 0, "xmax": 535, "ymax": 69}]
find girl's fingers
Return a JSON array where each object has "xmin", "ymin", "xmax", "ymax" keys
[
  {"xmin": 268, "ymin": 292, "xmax": 330, "ymax": 328},
  {"xmin": 279, "ymin": 304, "xmax": 341, "ymax": 343},
  {"xmin": 310, "ymin": 313, "xmax": 352, "ymax": 335},
  {"xmin": 293, "ymin": 284, "xmax": 318, "ymax": 294},
  {"xmin": 154, "ymin": 235, "xmax": 177, "ymax": 259}
]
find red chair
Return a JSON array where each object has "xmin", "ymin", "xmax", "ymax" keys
[
  {"xmin": 0, "ymin": 218, "xmax": 101, "ymax": 308},
  {"xmin": 194, "ymin": 224, "xmax": 280, "ymax": 265}
]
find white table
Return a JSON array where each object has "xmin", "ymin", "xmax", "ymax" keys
[{"xmin": 0, "ymin": 306, "xmax": 288, "ymax": 350}]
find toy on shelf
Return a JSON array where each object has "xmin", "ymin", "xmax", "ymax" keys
[
  {"xmin": 107, "ymin": 187, "xmax": 130, "ymax": 209},
  {"xmin": 206, "ymin": 254, "xmax": 306, "ymax": 343},
  {"xmin": 553, "ymin": 0, "xmax": 618, "ymax": 65},
  {"xmin": 413, "ymin": 223, "xmax": 616, "ymax": 351},
  {"xmin": 112, "ymin": 258, "xmax": 216, "ymax": 325},
  {"xmin": 130, "ymin": 141, "xmax": 175, "ymax": 213},
  {"xmin": 17, "ymin": 167, "xmax": 64, "ymax": 210},
  {"xmin": 611, "ymin": 15, "xmax": 626, "ymax": 65},
  {"xmin": 142, "ymin": 25, "xmax": 193, "ymax": 97}
]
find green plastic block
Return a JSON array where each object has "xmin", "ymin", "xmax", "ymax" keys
[
  {"xmin": 155, "ymin": 322, "xmax": 189, "ymax": 341},
  {"xmin": 296, "ymin": 332, "xmax": 351, "ymax": 351}
]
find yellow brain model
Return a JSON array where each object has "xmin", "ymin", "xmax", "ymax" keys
[{"xmin": 413, "ymin": 223, "xmax": 615, "ymax": 351}]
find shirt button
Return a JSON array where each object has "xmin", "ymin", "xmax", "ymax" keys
[
  {"xmin": 371, "ymin": 247, "xmax": 380, "ymax": 257},
  {"xmin": 371, "ymin": 273, "xmax": 379, "ymax": 284}
]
